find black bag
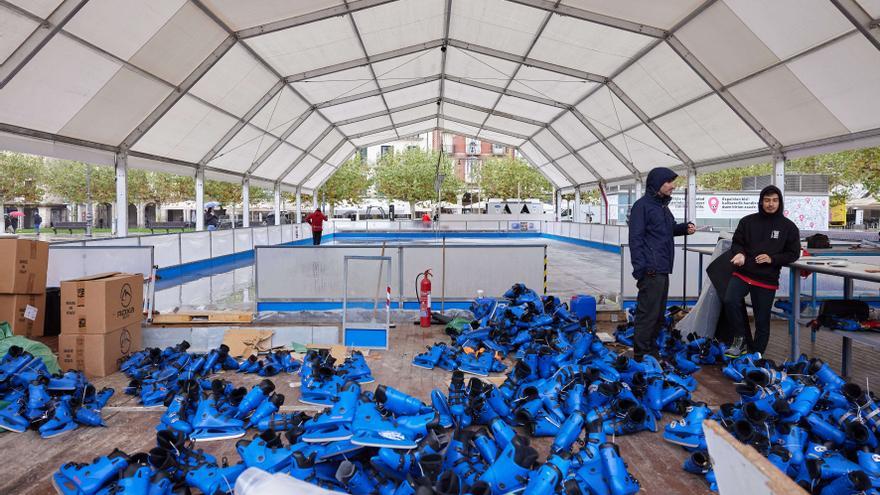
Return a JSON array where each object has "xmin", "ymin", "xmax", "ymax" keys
[
  {"xmin": 818, "ymin": 299, "xmax": 869, "ymax": 324},
  {"xmin": 806, "ymin": 233, "xmax": 831, "ymax": 249}
]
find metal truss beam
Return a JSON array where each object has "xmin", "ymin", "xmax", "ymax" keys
[
  {"xmin": 285, "ymin": 39, "xmax": 443, "ymax": 82},
  {"xmin": 445, "ymin": 39, "xmax": 606, "ymax": 83},
  {"xmin": 506, "ymin": 0, "xmax": 666, "ymax": 38},
  {"xmin": 235, "ymin": 0, "xmax": 400, "ymax": 39},
  {"xmin": 830, "ymin": 0, "xmax": 880, "ymax": 52},
  {"xmin": 545, "ymin": 126, "xmax": 603, "ymax": 181}
]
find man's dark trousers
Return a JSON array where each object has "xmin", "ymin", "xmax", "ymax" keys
[
  {"xmin": 723, "ymin": 276, "xmax": 775, "ymax": 353},
  {"xmin": 312, "ymin": 230, "xmax": 323, "ymax": 245},
  {"xmin": 633, "ymin": 274, "xmax": 669, "ymax": 360}
]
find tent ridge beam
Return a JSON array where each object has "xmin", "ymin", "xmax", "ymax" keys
[
  {"xmin": 506, "ymin": 0, "xmax": 666, "ymax": 38},
  {"xmin": 235, "ymin": 0, "xmax": 401, "ymax": 39},
  {"xmin": 0, "ymin": 0, "xmax": 89, "ymax": 89},
  {"xmin": 544, "ymin": 125, "xmax": 604, "ymax": 181},
  {"xmin": 436, "ymin": 0, "xmax": 453, "ymax": 131}
]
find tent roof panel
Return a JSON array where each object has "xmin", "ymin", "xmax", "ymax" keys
[
  {"xmin": 536, "ymin": 162, "xmax": 571, "ymax": 187},
  {"xmin": 389, "ymin": 103, "xmax": 438, "ymax": 126},
  {"xmin": 654, "ymin": 95, "xmax": 766, "ymax": 162},
  {"xmin": 0, "ymin": 9, "xmax": 41, "ymax": 65},
  {"xmin": 578, "ymin": 142, "xmax": 628, "ymax": 179},
  {"xmin": 249, "ymin": 87, "xmax": 310, "ymax": 133},
  {"xmin": 675, "ymin": 1, "xmax": 780, "ymax": 85},
  {"xmin": 252, "ymin": 141, "xmax": 302, "ymax": 179},
  {"xmin": 444, "ymin": 46, "xmax": 519, "ymax": 83},
  {"xmin": 371, "ymin": 49, "xmax": 443, "ymax": 89},
  {"xmin": 559, "ymin": 0, "xmax": 705, "ymax": 30},
  {"xmin": 443, "ymin": 104, "xmax": 490, "ymax": 126},
  {"xmin": 328, "ymin": 141, "xmax": 356, "ymax": 166},
  {"xmin": 519, "ymin": 141, "xmax": 550, "ymax": 165},
  {"xmin": 856, "ymin": 0, "xmax": 880, "ymax": 16},
  {"xmin": 448, "ymin": 0, "xmax": 546, "ymax": 55},
  {"xmin": 614, "ymin": 42, "xmax": 712, "ymax": 118},
  {"xmin": 532, "ymin": 129, "xmax": 568, "ymax": 160},
  {"xmin": 207, "ymin": 125, "xmax": 265, "ymax": 173},
  {"xmin": 311, "ymin": 129, "xmax": 345, "ymax": 159},
  {"xmin": 442, "ymin": 79, "xmax": 502, "ymax": 108},
  {"xmin": 7, "ymin": 0, "xmax": 61, "ymax": 18},
  {"xmin": 723, "ymin": 0, "xmax": 853, "ymax": 61},
  {"xmin": 575, "ymin": 86, "xmax": 641, "ymax": 137},
  {"xmin": 477, "ymin": 129, "xmax": 523, "ymax": 147},
  {"xmin": 495, "ymin": 95, "xmax": 562, "ymax": 122},
  {"xmin": 383, "ymin": 79, "xmax": 441, "ymax": 107},
  {"xmin": 303, "ymin": 162, "xmax": 336, "ymax": 190},
  {"xmin": 786, "ymin": 34, "xmax": 880, "ymax": 133},
  {"xmin": 529, "ymin": 15, "xmax": 653, "ymax": 77},
  {"xmin": 283, "ymin": 153, "xmax": 321, "ymax": 184},
  {"xmin": 246, "ymin": 15, "xmax": 360, "ymax": 76},
  {"xmin": 287, "ymin": 112, "xmax": 331, "ymax": 148},
  {"xmin": 509, "ymin": 66, "xmax": 599, "ymax": 105},
  {"xmin": 320, "ymin": 95, "xmax": 387, "ymax": 121},
  {"xmin": 608, "ymin": 125, "xmax": 679, "ymax": 173},
  {"xmin": 352, "ymin": 128, "xmax": 397, "ymax": 147},
  {"xmin": 292, "ymin": 66, "xmax": 380, "ymax": 103},
  {"xmin": 550, "ymin": 111, "xmax": 598, "ymax": 151},
  {"xmin": 443, "ymin": 120, "xmax": 481, "ymax": 137},
  {"xmin": 0, "ymin": 35, "xmax": 121, "ymax": 133},
  {"xmin": 131, "ymin": 95, "xmax": 238, "ymax": 162},
  {"xmin": 395, "ymin": 122, "xmax": 434, "ymax": 138},
  {"xmin": 728, "ymin": 65, "xmax": 849, "ymax": 145},
  {"xmin": 353, "ymin": 0, "xmax": 446, "ymax": 55},
  {"xmin": 200, "ymin": 0, "xmax": 343, "ymax": 31},
  {"xmin": 65, "ymin": 0, "xmax": 185, "ymax": 62},
  {"xmin": 484, "ymin": 115, "xmax": 542, "ymax": 136},
  {"xmin": 339, "ymin": 115, "xmax": 393, "ymax": 136},
  {"xmin": 554, "ymin": 154, "xmax": 594, "ymax": 184},
  {"xmin": 60, "ymin": 67, "xmax": 173, "ymax": 144},
  {"xmin": 128, "ymin": 2, "xmax": 228, "ymax": 86},
  {"xmin": 190, "ymin": 43, "xmax": 279, "ymax": 118}
]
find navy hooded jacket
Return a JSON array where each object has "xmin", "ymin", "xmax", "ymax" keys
[{"xmin": 628, "ymin": 167, "xmax": 691, "ymax": 280}]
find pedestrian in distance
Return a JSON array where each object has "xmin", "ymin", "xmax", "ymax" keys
[
  {"xmin": 33, "ymin": 211, "xmax": 42, "ymax": 235},
  {"xmin": 723, "ymin": 185, "xmax": 800, "ymax": 358},
  {"xmin": 628, "ymin": 167, "xmax": 696, "ymax": 361},
  {"xmin": 305, "ymin": 207, "xmax": 328, "ymax": 245},
  {"xmin": 205, "ymin": 207, "xmax": 220, "ymax": 232}
]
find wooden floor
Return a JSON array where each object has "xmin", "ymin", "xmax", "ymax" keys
[{"xmin": 3, "ymin": 317, "xmax": 878, "ymax": 495}]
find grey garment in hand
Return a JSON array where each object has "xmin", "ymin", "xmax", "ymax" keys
[{"xmin": 676, "ymin": 238, "xmax": 732, "ymax": 338}]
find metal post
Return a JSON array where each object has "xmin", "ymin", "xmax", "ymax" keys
[
  {"xmin": 555, "ymin": 189, "xmax": 561, "ymax": 221},
  {"xmin": 295, "ymin": 186, "xmax": 302, "ymax": 223},
  {"xmin": 574, "ymin": 188, "xmax": 581, "ymax": 223},
  {"xmin": 773, "ymin": 155, "xmax": 786, "ymax": 197},
  {"xmin": 687, "ymin": 172, "xmax": 697, "ymax": 223},
  {"xmin": 312, "ymin": 189, "xmax": 318, "ymax": 210},
  {"xmin": 195, "ymin": 168, "xmax": 205, "ymax": 231},
  {"xmin": 115, "ymin": 151, "xmax": 128, "ymax": 237},
  {"xmin": 85, "ymin": 163, "xmax": 93, "ymax": 237},
  {"xmin": 273, "ymin": 183, "xmax": 281, "ymax": 225},
  {"xmin": 242, "ymin": 176, "xmax": 250, "ymax": 228},
  {"xmin": 842, "ymin": 277, "xmax": 853, "ymax": 377},
  {"xmin": 634, "ymin": 179, "xmax": 642, "ymax": 199},
  {"xmin": 789, "ymin": 267, "xmax": 801, "ymax": 360}
]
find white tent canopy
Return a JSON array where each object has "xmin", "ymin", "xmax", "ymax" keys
[{"xmin": 1, "ymin": 0, "xmax": 880, "ymax": 195}]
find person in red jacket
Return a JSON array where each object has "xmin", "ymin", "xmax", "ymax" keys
[{"xmin": 305, "ymin": 207, "xmax": 328, "ymax": 245}]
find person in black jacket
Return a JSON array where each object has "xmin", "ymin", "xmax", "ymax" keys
[
  {"xmin": 628, "ymin": 167, "xmax": 696, "ymax": 361},
  {"xmin": 723, "ymin": 185, "xmax": 801, "ymax": 357}
]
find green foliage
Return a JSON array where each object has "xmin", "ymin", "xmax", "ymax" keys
[
  {"xmin": 322, "ymin": 156, "xmax": 372, "ymax": 210},
  {"xmin": 374, "ymin": 148, "xmax": 462, "ymax": 209},
  {"xmin": 479, "ymin": 156, "xmax": 552, "ymax": 200},
  {"xmin": 205, "ymin": 180, "xmax": 242, "ymax": 206},
  {"xmin": 0, "ymin": 152, "xmax": 45, "ymax": 204},
  {"xmin": 44, "ymin": 160, "xmax": 116, "ymax": 204}
]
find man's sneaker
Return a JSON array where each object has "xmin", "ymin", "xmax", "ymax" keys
[{"xmin": 724, "ymin": 337, "xmax": 747, "ymax": 359}]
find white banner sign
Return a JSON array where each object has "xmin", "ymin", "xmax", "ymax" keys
[{"xmin": 668, "ymin": 193, "xmax": 829, "ymax": 230}]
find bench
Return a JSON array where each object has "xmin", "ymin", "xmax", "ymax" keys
[
  {"xmin": 51, "ymin": 222, "xmax": 88, "ymax": 234},
  {"xmin": 145, "ymin": 221, "xmax": 189, "ymax": 234}
]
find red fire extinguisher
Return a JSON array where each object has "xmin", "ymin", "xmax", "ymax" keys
[{"xmin": 417, "ymin": 269, "xmax": 432, "ymax": 327}]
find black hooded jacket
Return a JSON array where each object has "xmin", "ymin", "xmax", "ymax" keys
[
  {"xmin": 730, "ymin": 185, "xmax": 801, "ymax": 286},
  {"xmin": 628, "ymin": 167, "xmax": 691, "ymax": 280}
]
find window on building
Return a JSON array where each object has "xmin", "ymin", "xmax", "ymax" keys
[
  {"xmin": 467, "ymin": 139, "xmax": 479, "ymax": 155},
  {"xmin": 407, "ymin": 145, "xmax": 419, "ymax": 151},
  {"xmin": 492, "ymin": 144, "xmax": 506, "ymax": 155},
  {"xmin": 380, "ymin": 145, "xmax": 392, "ymax": 157},
  {"xmin": 358, "ymin": 148, "xmax": 368, "ymax": 161}
]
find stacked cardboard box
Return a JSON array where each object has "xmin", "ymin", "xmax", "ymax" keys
[
  {"xmin": 0, "ymin": 238, "xmax": 49, "ymax": 337},
  {"xmin": 58, "ymin": 272, "xmax": 143, "ymax": 377}
]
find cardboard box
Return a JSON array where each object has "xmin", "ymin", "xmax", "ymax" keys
[
  {"xmin": 58, "ymin": 323, "xmax": 142, "ymax": 378},
  {"xmin": 0, "ymin": 293, "xmax": 46, "ymax": 337},
  {"xmin": 0, "ymin": 239, "xmax": 49, "ymax": 294},
  {"xmin": 61, "ymin": 272, "xmax": 143, "ymax": 334}
]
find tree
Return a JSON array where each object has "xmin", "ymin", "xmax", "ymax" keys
[
  {"xmin": 374, "ymin": 148, "xmax": 462, "ymax": 216},
  {"xmin": 321, "ymin": 156, "xmax": 372, "ymax": 215},
  {"xmin": 45, "ymin": 160, "xmax": 116, "ymax": 204},
  {"xmin": 479, "ymin": 156, "xmax": 552, "ymax": 201},
  {"xmin": 0, "ymin": 152, "xmax": 44, "ymax": 213},
  {"xmin": 205, "ymin": 180, "xmax": 242, "ymax": 221}
]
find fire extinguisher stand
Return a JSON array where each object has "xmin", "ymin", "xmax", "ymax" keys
[{"xmin": 342, "ymin": 255, "xmax": 392, "ymax": 350}]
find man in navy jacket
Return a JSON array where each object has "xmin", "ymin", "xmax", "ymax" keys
[{"xmin": 628, "ymin": 167, "xmax": 696, "ymax": 361}]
